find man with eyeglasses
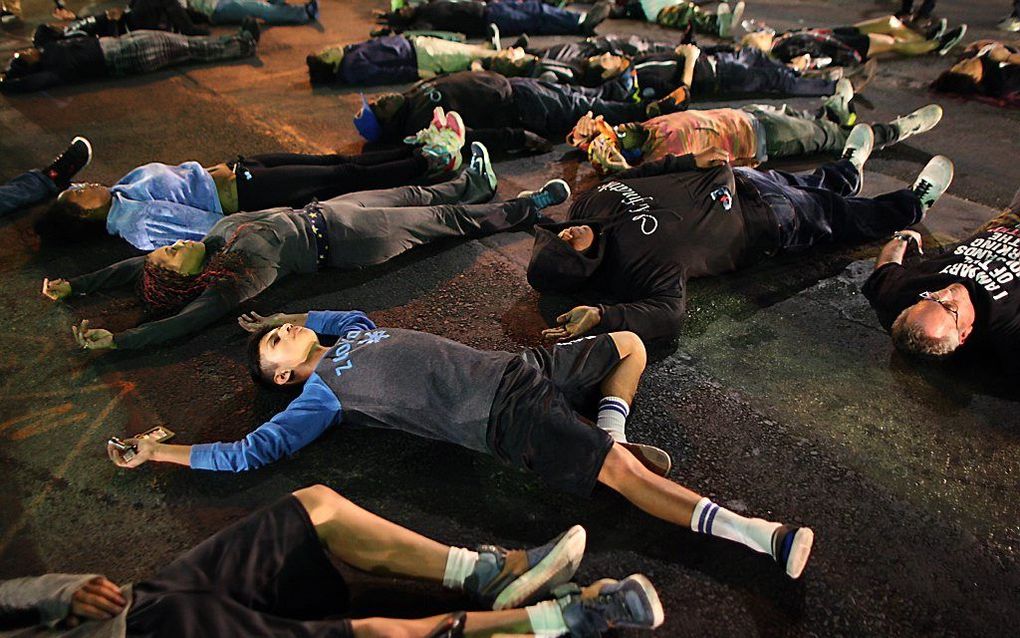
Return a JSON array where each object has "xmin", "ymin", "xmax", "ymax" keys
[{"xmin": 862, "ymin": 187, "xmax": 1020, "ymax": 369}]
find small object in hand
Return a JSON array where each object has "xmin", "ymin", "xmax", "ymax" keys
[
  {"xmin": 136, "ymin": 425, "xmax": 174, "ymax": 443},
  {"xmin": 108, "ymin": 436, "xmax": 137, "ymax": 463}
]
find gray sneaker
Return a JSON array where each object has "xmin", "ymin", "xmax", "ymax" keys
[
  {"xmin": 890, "ymin": 104, "xmax": 943, "ymax": 145},
  {"xmin": 518, "ymin": 179, "xmax": 570, "ymax": 209},
  {"xmin": 840, "ymin": 123, "xmax": 874, "ymax": 191},
  {"xmin": 464, "ymin": 525, "xmax": 586, "ymax": 610},
  {"xmin": 468, "ymin": 141, "xmax": 497, "ymax": 193},
  {"xmin": 717, "ymin": 1, "xmax": 744, "ymax": 38},
  {"xmin": 557, "ymin": 574, "xmax": 665, "ymax": 638},
  {"xmin": 823, "ymin": 78, "xmax": 856, "ymax": 127},
  {"xmin": 911, "ymin": 155, "xmax": 954, "ymax": 213},
  {"xmin": 998, "ymin": 15, "xmax": 1020, "ymax": 31}
]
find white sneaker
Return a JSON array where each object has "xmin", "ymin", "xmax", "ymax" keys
[
  {"xmin": 840, "ymin": 124, "xmax": 874, "ymax": 191},
  {"xmin": 998, "ymin": 15, "xmax": 1020, "ymax": 31},
  {"xmin": 468, "ymin": 141, "xmax": 497, "ymax": 193},
  {"xmin": 911, "ymin": 155, "xmax": 954, "ymax": 213},
  {"xmin": 890, "ymin": 104, "xmax": 943, "ymax": 144}
]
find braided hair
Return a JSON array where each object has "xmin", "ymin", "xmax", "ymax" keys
[{"xmin": 137, "ymin": 228, "xmax": 253, "ymax": 317}]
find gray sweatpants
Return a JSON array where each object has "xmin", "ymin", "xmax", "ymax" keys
[{"xmin": 319, "ymin": 169, "xmax": 536, "ymax": 268}]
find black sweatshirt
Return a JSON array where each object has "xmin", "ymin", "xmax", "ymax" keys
[
  {"xmin": 399, "ymin": 0, "xmax": 487, "ymax": 36},
  {"xmin": 527, "ymin": 154, "xmax": 778, "ymax": 341}
]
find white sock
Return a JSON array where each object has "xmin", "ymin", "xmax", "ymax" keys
[
  {"xmin": 442, "ymin": 546, "xmax": 479, "ymax": 589},
  {"xmin": 526, "ymin": 600, "xmax": 569, "ymax": 637},
  {"xmin": 690, "ymin": 497, "xmax": 780, "ymax": 556},
  {"xmin": 597, "ymin": 396, "xmax": 629, "ymax": 443}
]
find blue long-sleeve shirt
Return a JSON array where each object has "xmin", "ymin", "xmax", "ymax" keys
[
  {"xmin": 105, "ymin": 161, "xmax": 224, "ymax": 250},
  {"xmin": 189, "ymin": 310, "xmax": 377, "ymax": 472}
]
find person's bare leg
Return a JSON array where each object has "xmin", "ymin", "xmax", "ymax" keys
[
  {"xmin": 600, "ymin": 331, "xmax": 647, "ymax": 403},
  {"xmin": 352, "ymin": 610, "xmax": 533, "ymax": 638},
  {"xmin": 295, "ymin": 484, "xmax": 449, "ymax": 580},
  {"xmin": 866, "ymin": 33, "xmax": 897, "ymax": 55},
  {"xmin": 598, "ymin": 443, "xmax": 700, "ymax": 525}
]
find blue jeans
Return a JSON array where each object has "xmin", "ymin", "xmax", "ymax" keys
[
  {"xmin": 212, "ymin": 0, "xmax": 308, "ymax": 25},
  {"xmin": 485, "ymin": 0, "xmax": 584, "ymax": 36},
  {"xmin": 0, "ymin": 170, "xmax": 58, "ymax": 217},
  {"xmin": 737, "ymin": 160, "xmax": 923, "ymax": 251},
  {"xmin": 713, "ymin": 48, "xmax": 836, "ymax": 98}
]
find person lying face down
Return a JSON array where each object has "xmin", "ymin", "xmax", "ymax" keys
[
  {"xmin": 0, "ymin": 483, "xmax": 665, "ymax": 637},
  {"xmin": 41, "ymin": 138, "xmax": 566, "ymax": 351},
  {"xmin": 527, "ymin": 128, "xmax": 955, "ymax": 344},
  {"xmin": 38, "ymin": 133, "xmax": 466, "ymax": 250},
  {"xmin": 931, "ymin": 40, "xmax": 1020, "ymax": 106},
  {"xmin": 862, "ymin": 188, "xmax": 1020, "ymax": 373},
  {"xmin": 107, "ymin": 308, "xmax": 817, "ymax": 580}
]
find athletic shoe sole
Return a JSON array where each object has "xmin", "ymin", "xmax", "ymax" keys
[
  {"xmin": 492, "ymin": 525, "xmax": 587, "ymax": 610},
  {"xmin": 469, "ymin": 141, "xmax": 497, "ymax": 192},
  {"xmin": 72, "ymin": 136, "xmax": 94, "ymax": 170},
  {"xmin": 619, "ymin": 574, "xmax": 665, "ymax": 629},
  {"xmin": 785, "ymin": 527, "xmax": 814, "ymax": 579},
  {"xmin": 621, "ymin": 442, "xmax": 672, "ymax": 477}
]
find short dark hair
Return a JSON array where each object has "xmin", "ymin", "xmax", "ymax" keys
[
  {"xmin": 306, "ymin": 54, "xmax": 340, "ymax": 85},
  {"xmin": 34, "ymin": 199, "xmax": 106, "ymax": 243},
  {"xmin": 246, "ymin": 324, "xmax": 277, "ymax": 388},
  {"xmin": 932, "ymin": 70, "xmax": 981, "ymax": 96}
]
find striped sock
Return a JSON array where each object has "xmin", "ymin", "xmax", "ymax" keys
[
  {"xmin": 442, "ymin": 546, "xmax": 479, "ymax": 589},
  {"xmin": 597, "ymin": 396, "xmax": 630, "ymax": 443},
  {"xmin": 690, "ymin": 497, "xmax": 780, "ymax": 556}
]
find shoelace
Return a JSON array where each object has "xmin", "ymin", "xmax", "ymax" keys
[
  {"xmin": 584, "ymin": 589, "xmax": 638, "ymax": 623},
  {"xmin": 914, "ymin": 179, "xmax": 934, "ymax": 202},
  {"xmin": 469, "ymin": 154, "xmax": 485, "ymax": 174},
  {"xmin": 531, "ymin": 189, "xmax": 554, "ymax": 209}
]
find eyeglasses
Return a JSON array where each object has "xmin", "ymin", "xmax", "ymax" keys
[{"xmin": 919, "ymin": 291, "xmax": 959, "ymax": 329}]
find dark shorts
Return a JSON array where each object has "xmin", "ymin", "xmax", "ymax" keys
[
  {"xmin": 487, "ymin": 334, "xmax": 619, "ymax": 497},
  {"xmin": 128, "ymin": 495, "xmax": 353, "ymax": 638}
]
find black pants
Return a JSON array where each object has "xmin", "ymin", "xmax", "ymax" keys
[
  {"xmin": 127, "ymin": 496, "xmax": 353, "ymax": 638},
  {"xmin": 235, "ymin": 146, "xmax": 429, "ymax": 211},
  {"xmin": 899, "ymin": 0, "xmax": 937, "ymax": 17},
  {"xmin": 713, "ymin": 48, "xmax": 836, "ymax": 97},
  {"xmin": 510, "ymin": 77, "xmax": 647, "ymax": 137},
  {"xmin": 738, "ymin": 159, "xmax": 923, "ymax": 251}
]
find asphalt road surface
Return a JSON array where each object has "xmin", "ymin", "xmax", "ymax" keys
[{"xmin": 1, "ymin": 0, "xmax": 1018, "ymax": 636}]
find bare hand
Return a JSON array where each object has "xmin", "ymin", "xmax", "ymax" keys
[
  {"xmin": 237, "ymin": 311, "xmax": 286, "ymax": 333},
  {"xmin": 72, "ymin": 320, "xmax": 116, "ymax": 350},
  {"xmin": 694, "ymin": 147, "xmax": 730, "ymax": 169},
  {"xmin": 107, "ymin": 437, "xmax": 156, "ymax": 469},
  {"xmin": 893, "ymin": 229, "xmax": 923, "ymax": 254},
  {"xmin": 542, "ymin": 306, "xmax": 602, "ymax": 340},
  {"xmin": 588, "ymin": 135, "xmax": 630, "ymax": 175},
  {"xmin": 52, "ymin": 6, "xmax": 77, "ymax": 19},
  {"xmin": 68, "ymin": 577, "xmax": 126, "ymax": 622},
  {"xmin": 675, "ymin": 43, "xmax": 701, "ymax": 61},
  {"xmin": 42, "ymin": 278, "xmax": 72, "ymax": 301},
  {"xmin": 104, "ymin": 7, "xmax": 125, "ymax": 20},
  {"xmin": 568, "ymin": 111, "xmax": 602, "ymax": 149}
]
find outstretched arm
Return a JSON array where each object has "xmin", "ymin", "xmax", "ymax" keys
[
  {"xmin": 875, "ymin": 230, "xmax": 922, "ymax": 268},
  {"xmin": 108, "ymin": 377, "xmax": 342, "ymax": 472},
  {"xmin": 238, "ymin": 309, "xmax": 376, "ymax": 336},
  {"xmin": 63, "ymin": 256, "xmax": 147, "ymax": 296}
]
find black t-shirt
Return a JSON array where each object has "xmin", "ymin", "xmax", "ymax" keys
[
  {"xmin": 862, "ymin": 224, "xmax": 1020, "ymax": 371},
  {"xmin": 980, "ymin": 56, "xmax": 1020, "ymax": 99},
  {"xmin": 40, "ymin": 36, "xmax": 107, "ymax": 81}
]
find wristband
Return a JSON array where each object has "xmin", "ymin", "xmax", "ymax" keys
[{"xmin": 892, "ymin": 232, "xmax": 916, "ymax": 244}]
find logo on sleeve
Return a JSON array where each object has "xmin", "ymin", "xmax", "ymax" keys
[{"xmin": 710, "ymin": 186, "xmax": 733, "ymax": 211}]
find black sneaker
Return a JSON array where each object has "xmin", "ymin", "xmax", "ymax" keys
[
  {"xmin": 937, "ymin": 24, "xmax": 966, "ymax": 56},
  {"xmin": 557, "ymin": 574, "xmax": 664, "ymax": 637},
  {"xmin": 580, "ymin": 0, "xmax": 610, "ymax": 34},
  {"xmin": 771, "ymin": 525, "xmax": 814, "ymax": 579},
  {"xmin": 511, "ymin": 33, "xmax": 530, "ymax": 49},
  {"xmin": 467, "ymin": 141, "xmax": 497, "ymax": 192},
  {"xmin": 518, "ymin": 179, "xmax": 570, "ymax": 209},
  {"xmin": 464, "ymin": 525, "xmax": 586, "ymax": 610},
  {"xmin": 45, "ymin": 137, "xmax": 93, "ymax": 188},
  {"xmin": 240, "ymin": 16, "xmax": 260, "ymax": 44}
]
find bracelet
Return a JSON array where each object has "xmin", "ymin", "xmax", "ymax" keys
[{"xmin": 892, "ymin": 232, "xmax": 915, "ymax": 243}]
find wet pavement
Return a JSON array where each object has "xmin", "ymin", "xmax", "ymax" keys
[{"xmin": 1, "ymin": 0, "xmax": 1019, "ymax": 635}]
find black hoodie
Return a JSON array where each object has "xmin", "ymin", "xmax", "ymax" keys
[{"xmin": 527, "ymin": 154, "xmax": 779, "ymax": 341}]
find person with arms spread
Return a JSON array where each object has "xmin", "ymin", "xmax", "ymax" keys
[
  {"xmin": 108, "ymin": 307, "xmax": 817, "ymax": 581},
  {"xmin": 528, "ymin": 126, "xmax": 955, "ymax": 343},
  {"xmin": 42, "ymin": 137, "xmax": 567, "ymax": 351}
]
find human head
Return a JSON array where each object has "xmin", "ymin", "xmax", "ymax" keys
[
  {"xmin": 5, "ymin": 48, "xmax": 42, "ymax": 76},
  {"xmin": 557, "ymin": 225, "xmax": 595, "ymax": 252},
  {"xmin": 890, "ymin": 283, "xmax": 975, "ymax": 360},
  {"xmin": 307, "ymin": 46, "xmax": 344, "ymax": 84},
  {"xmin": 138, "ymin": 240, "xmax": 228, "ymax": 317},
  {"xmin": 56, "ymin": 183, "xmax": 112, "ymax": 217},
  {"xmin": 615, "ymin": 123, "xmax": 647, "ymax": 152},
  {"xmin": 932, "ymin": 58, "xmax": 983, "ymax": 95},
  {"xmin": 487, "ymin": 47, "xmax": 536, "ymax": 76},
  {"xmin": 367, "ymin": 92, "xmax": 405, "ymax": 125},
  {"xmin": 740, "ymin": 30, "xmax": 775, "ymax": 52},
  {"xmin": 584, "ymin": 53, "xmax": 630, "ymax": 81},
  {"xmin": 34, "ymin": 193, "xmax": 109, "ymax": 243},
  {"xmin": 247, "ymin": 322, "xmax": 321, "ymax": 386}
]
